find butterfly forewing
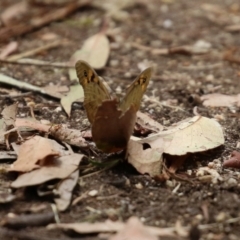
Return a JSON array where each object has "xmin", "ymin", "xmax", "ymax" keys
[
  {"xmin": 119, "ymin": 67, "xmax": 152, "ymax": 113},
  {"xmin": 75, "ymin": 60, "xmax": 111, "ymax": 123}
]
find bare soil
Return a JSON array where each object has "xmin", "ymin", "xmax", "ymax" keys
[{"xmin": 1, "ymin": 0, "xmax": 240, "ymax": 239}]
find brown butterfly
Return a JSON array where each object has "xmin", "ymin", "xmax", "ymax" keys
[{"xmin": 75, "ymin": 60, "xmax": 152, "ymax": 153}]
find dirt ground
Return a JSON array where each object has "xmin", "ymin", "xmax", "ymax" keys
[{"xmin": 1, "ymin": 0, "xmax": 240, "ymax": 239}]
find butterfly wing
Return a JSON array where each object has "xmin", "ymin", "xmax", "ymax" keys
[
  {"xmin": 75, "ymin": 60, "xmax": 111, "ymax": 124},
  {"xmin": 119, "ymin": 67, "xmax": 152, "ymax": 113}
]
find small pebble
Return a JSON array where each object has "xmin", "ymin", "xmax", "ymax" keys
[
  {"xmin": 150, "ymin": 40, "xmax": 162, "ymax": 48},
  {"xmin": 227, "ymin": 178, "xmax": 238, "ymax": 188},
  {"xmin": 115, "ymin": 86, "xmax": 122, "ymax": 94},
  {"xmin": 208, "ymin": 162, "xmax": 215, "ymax": 168},
  {"xmin": 215, "ymin": 212, "xmax": 226, "ymax": 222},
  {"xmin": 160, "ymin": 4, "xmax": 169, "ymax": 13},
  {"xmin": 54, "ymin": 106, "xmax": 62, "ymax": 112},
  {"xmin": 206, "ymin": 74, "xmax": 214, "ymax": 82},
  {"xmin": 109, "ymin": 59, "xmax": 119, "ymax": 67},
  {"xmin": 110, "ymin": 42, "xmax": 120, "ymax": 50},
  {"xmin": 166, "ymin": 180, "xmax": 174, "ymax": 188},
  {"xmin": 135, "ymin": 183, "xmax": 143, "ymax": 189},
  {"xmin": 124, "ymin": 72, "xmax": 132, "ymax": 78},
  {"xmin": 88, "ymin": 190, "xmax": 98, "ymax": 197},
  {"xmin": 163, "ymin": 19, "xmax": 173, "ymax": 29}
]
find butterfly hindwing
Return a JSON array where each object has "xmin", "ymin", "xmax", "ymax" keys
[
  {"xmin": 119, "ymin": 67, "xmax": 152, "ymax": 113},
  {"xmin": 75, "ymin": 60, "xmax": 111, "ymax": 123}
]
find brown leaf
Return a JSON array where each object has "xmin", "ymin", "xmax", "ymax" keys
[
  {"xmin": 54, "ymin": 170, "xmax": 79, "ymax": 211},
  {"xmin": 9, "ymin": 136, "xmax": 63, "ymax": 172},
  {"xmin": 1, "ymin": 103, "xmax": 18, "ymax": 127},
  {"xmin": 11, "ymin": 153, "xmax": 84, "ymax": 188},
  {"xmin": 223, "ymin": 151, "xmax": 240, "ymax": 168},
  {"xmin": 92, "ymin": 100, "xmax": 136, "ymax": 153}
]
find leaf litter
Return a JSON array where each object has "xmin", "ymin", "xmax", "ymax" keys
[
  {"xmin": 0, "ymin": 3, "xmax": 232, "ymax": 235},
  {"xmin": 128, "ymin": 116, "xmax": 224, "ymax": 176}
]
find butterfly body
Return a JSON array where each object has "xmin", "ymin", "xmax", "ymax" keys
[{"xmin": 75, "ymin": 60, "xmax": 152, "ymax": 153}]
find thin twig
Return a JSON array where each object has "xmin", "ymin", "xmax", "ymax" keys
[
  {"xmin": 0, "ymin": 58, "xmax": 73, "ymax": 68},
  {"xmin": 7, "ymin": 40, "xmax": 68, "ymax": 61}
]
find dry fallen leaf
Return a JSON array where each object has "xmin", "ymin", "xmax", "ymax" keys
[
  {"xmin": 0, "ymin": 103, "xmax": 19, "ymax": 147},
  {"xmin": 49, "ymin": 124, "xmax": 87, "ymax": 148},
  {"xmin": 15, "ymin": 118, "xmax": 50, "ymax": 133},
  {"xmin": 1, "ymin": 103, "xmax": 18, "ymax": 127},
  {"xmin": 110, "ymin": 217, "xmax": 158, "ymax": 240},
  {"xmin": 136, "ymin": 111, "xmax": 164, "ymax": 133},
  {"xmin": 128, "ymin": 116, "xmax": 224, "ymax": 176},
  {"xmin": 201, "ymin": 93, "xmax": 240, "ymax": 107},
  {"xmin": 9, "ymin": 136, "xmax": 64, "ymax": 172},
  {"xmin": 11, "ymin": 153, "xmax": 84, "ymax": 188},
  {"xmin": 54, "ymin": 169, "xmax": 79, "ymax": 211},
  {"xmin": 60, "ymin": 84, "xmax": 84, "ymax": 117},
  {"xmin": 47, "ymin": 216, "xmax": 177, "ymax": 237},
  {"xmin": 69, "ymin": 33, "xmax": 110, "ymax": 72},
  {"xmin": 43, "ymin": 85, "xmax": 69, "ymax": 99},
  {"xmin": 0, "ymin": 73, "xmax": 65, "ymax": 99},
  {"xmin": 0, "ymin": 41, "xmax": 18, "ymax": 59},
  {"xmin": 127, "ymin": 137, "xmax": 163, "ymax": 176},
  {"xmin": 223, "ymin": 151, "xmax": 240, "ymax": 169}
]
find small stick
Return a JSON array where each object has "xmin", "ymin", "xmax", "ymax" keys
[
  {"xmin": 7, "ymin": 40, "xmax": 67, "ymax": 61},
  {"xmin": 0, "ymin": 58, "xmax": 73, "ymax": 68}
]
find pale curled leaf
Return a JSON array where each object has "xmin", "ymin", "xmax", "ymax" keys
[
  {"xmin": 54, "ymin": 170, "xmax": 79, "ymax": 211},
  {"xmin": 69, "ymin": 33, "xmax": 110, "ymax": 71},
  {"xmin": 60, "ymin": 84, "xmax": 84, "ymax": 117},
  {"xmin": 9, "ymin": 136, "xmax": 64, "ymax": 172},
  {"xmin": 11, "ymin": 153, "xmax": 84, "ymax": 188},
  {"xmin": 140, "ymin": 116, "xmax": 224, "ymax": 155},
  {"xmin": 128, "ymin": 116, "xmax": 224, "ymax": 176},
  {"xmin": 127, "ymin": 138, "xmax": 163, "ymax": 177}
]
